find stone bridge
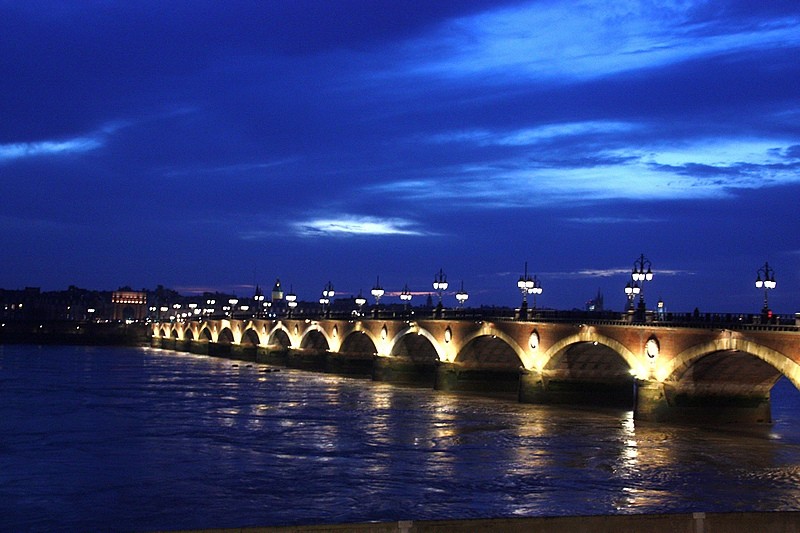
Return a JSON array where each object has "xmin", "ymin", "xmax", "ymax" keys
[{"xmin": 152, "ymin": 316, "xmax": 800, "ymax": 424}]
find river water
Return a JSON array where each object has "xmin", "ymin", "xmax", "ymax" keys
[{"xmin": 2, "ymin": 344, "xmax": 800, "ymax": 532}]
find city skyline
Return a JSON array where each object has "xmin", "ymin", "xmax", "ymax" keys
[{"xmin": 1, "ymin": 1, "xmax": 799, "ymax": 313}]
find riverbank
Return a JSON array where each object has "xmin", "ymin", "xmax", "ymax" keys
[
  {"xmin": 168, "ymin": 511, "xmax": 800, "ymax": 533},
  {"xmin": 0, "ymin": 320, "xmax": 148, "ymax": 346}
]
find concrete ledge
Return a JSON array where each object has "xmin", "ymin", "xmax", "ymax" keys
[{"xmin": 165, "ymin": 511, "xmax": 800, "ymax": 533}]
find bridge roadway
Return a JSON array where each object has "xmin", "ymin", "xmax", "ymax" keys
[{"xmin": 152, "ymin": 312, "xmax": 800, "ymax": 424}]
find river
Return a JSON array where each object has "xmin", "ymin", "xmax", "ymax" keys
[{"xmin": 2, "ymin": 344, "xmax": 800, "ymax": 532}]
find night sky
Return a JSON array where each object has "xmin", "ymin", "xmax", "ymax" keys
[{"xmin": 1, "ymin": 0, "xmax": 798, "ymax": 314}]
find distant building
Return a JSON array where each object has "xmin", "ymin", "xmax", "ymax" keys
[
  {"xmin": 271, "ymin": 278, "xmax": 284, "ymax": 302},
  {"xmin": 586, "ymin": 289, "xmax": 604, "ymax": 312},
  {"xmin": 112, "ymin": 289, "xmax": 147, "ymax": 321}
]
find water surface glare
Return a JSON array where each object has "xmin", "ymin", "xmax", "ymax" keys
[{"xmin": 2, "ymin": 345, "xmax": 800, "ymax": 531}]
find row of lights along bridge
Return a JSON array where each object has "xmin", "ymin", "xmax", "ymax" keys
[{"xmin": 157, "ymin": 256, "xmax": 779, "ymax": 324}]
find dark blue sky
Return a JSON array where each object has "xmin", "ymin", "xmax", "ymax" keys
[{"xmin": 1, "ymin": 0, "xmax": 798, "ymax": 313}]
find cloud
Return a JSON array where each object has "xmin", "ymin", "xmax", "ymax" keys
[
  {"xmin": 0, "ymin": 116, "xmax": 145, "ymax": 164},
  {"xmin": 0, "ymin": 137, "xmax": 102, "ymax": 163},
  {"xmin": 555, "ymin": 268, "xmax": 693, "ymax": 279},
  {"xmin": 367, "ymin": 133, "xmax": 800, "ymax": 209},
  {"xmin": 565, "ymin": 216, "xmax": 665, "ymax": 224},
  {"xmin": 401, "ymin": 0, "xmax": 800, "ymax": 82},
  {"xmin": 430, "ymin": 121, "xmax": 639, "ymax": 146},
  {"xmin": 162, "ymin": 158, "xmax": 300, "ymax": 178},
  {"xmin": 292, "ymin": 216, "xmax": 426, "ymax": 237},
  {"xmin": 290, "ymin": 215, "xmax": 430, "ymax": 237}
]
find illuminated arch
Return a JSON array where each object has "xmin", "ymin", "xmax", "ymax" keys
[
  {"xmin": 542, "ymin": 331, "xmax": 638, "ymax": 374},
  {"xmin": 199, "ymin": 327, "xmax": 213, "ymax": 342},
  {"xmin": 300, "ymin": 326, "xmax": 331, "ymax": 351},
  {"xmin": 662, "ymin": 338, "xmax": 800, "ymax": 390},
  {"xmin": 241, "ymin": 328, "xmax": 261, "ymax": 346},
  {"xmin": 182, "ymin": 327, "xmax": 195, "ymax": 341},
  {"xmin": 267, "ymin": 328, "xmax": 292, "ymax": 348},
  {"xmin": 457, "ymin": 328, "xmax": 528, "ymax": 368},
  {"xmin": 340, "ymin": 330, "xmax": 379, "ymax": 357},
  {"xmin": 389, "ymin": 326, "xmax": 444, "ymax": 362},
  {"xmin": 218, "ymin": 327, "xmax": 234, "ymax": 344},
  {"xmin": 268, "ymin": 326, "xmax": 292, "ymax": 348}
]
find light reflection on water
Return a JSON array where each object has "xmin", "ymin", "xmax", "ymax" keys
[{"xmin": 2, "ymin": 345, "xmax": 800, "ymax": 531}]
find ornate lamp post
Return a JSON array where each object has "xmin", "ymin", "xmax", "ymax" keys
[
  {"xmin": 530, "ymin": 275, "xmax": 542, "ymax": 311},
  {"xmin": 320, "ymin": 281, "xmax": 334, "ymax": 317},
  {"xmin": 631, "ymin": 253, "xmax": 653, "ymax": 320},
  {"xmin": 285, "ymin": 287, "xmax": 297, "ymax": 318},
  {"xmin": 400, "ymin": 283, "xmax": 412, "ymax": 316},
  {"xmin": 432, "ymin": 268, "xmax": 448, "ymax": 318},
  {"xmin": 455, "ymin": 281, "xmax": 469, "ymax": 312},
  {"xmin": 517, "ymin": 262, "xmax": 534, "ymax": 320},
  {"xmin": 755, "ymin": 262, "xmax": 776, "ymax": 320},
  {"xmin": 624, "ymin": 281, "xmax": 640, "ymax": 312},
  {"xmin": 354, "ymin": 290, "xmax": 367, "ymax": 316},
  {"xmin": 517, "ymin": 262, "xmax": 543, "ymax": 319},
  {"xmin": 371, "ymin": 277, "xmax": 384, "ymax": 318},
  {"xmin": 253, "ymin": 286, "xmax": 265, "ymax": 318},
  {"xmin": 228, "ymin": 298, "xmax": 238, "ymax": 318}
]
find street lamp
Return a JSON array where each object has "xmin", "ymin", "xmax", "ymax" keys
[
  {"xmin": 285, "ymin": 287, "xmax": 297, "ymax": 318},
  {"xmin": 530, "ymin": 275, "xmax": 542, "ymax": 311},
  {"xmin": 455, "ymin": 281, "xmax": 469, "ymax": 310},
  {"xmin": 624, "ymin": 281, "xmax": 641, "ymax": 312},
  {"xmin": 432, "ymin": 268, "xmax": 448, "ymax": 318},
  {"xmin": 400, "ymin": 283, "xmax": 412, "ymax": 316},
  {"xmin": 517, "ymin": 262, "xmax": 534, "ymax": 320},
  {"xmin": 228, "ymin": 298, "xmax": 238, "ymax": 318},
  {"xmin": 371, "ymin": 277, "xmax": 384, "ymax": 318},
  {"xmin": 320, "ymin": 281, "xmax": 334, "ymax": 317},
  {"xmin": 755, "ymin": 262, "xmax": 776, "ymax": 320},
  {"xmin": 631, "ymin": 253, "xmax": 653, "ymax": 320},
  {"xmin": 354, "ymin": 290, "xmax": 367, "ymax": 316},
  {"xmin": 254, "ymin": 286, "xmax": 265, "ymax": 317}
]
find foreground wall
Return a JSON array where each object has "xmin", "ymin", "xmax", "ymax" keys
[{"xmin": 170, "ymin": 511, "xmax": 800, "ymax": 533}]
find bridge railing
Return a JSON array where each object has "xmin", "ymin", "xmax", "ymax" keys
[{"xmin": 172, "ymin": 308, "xmax": 799, "ymax": 332}]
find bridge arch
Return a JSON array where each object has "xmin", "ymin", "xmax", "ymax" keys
[
  {"xmin": 241, "ymin": 328, "xmax": 261, "ymax": 346},
  {"xmin": 218, "ymin": 327, "xmax": 234, "ymax": 344},
  {"xmin": 268, "ymin": 325, "xmax": 292, "ymax": 348},
  {"xmin": 661, "ymin": 338, "xmax": 800, "ymax": 392},
  {"xmin": 340, "ymin": 330, "xmax": 378, "ymax": 357},
  {"xmin": 389, "ymin": 327, "xmax": 443, "ymax": 362},
  {"xmin": 300, "ymin": 326, "xmax": 331, "ymax": 351},
  {"xmin": 456, "ymin": 330, "xmax": 527, "ymax": 369},
  {"xmin": 542, "ymin": 331, "xmax": 639, "ymax": 375},
  {"xmin": 182, "ymin": 327, "xmax": 195, "ymax": 341},
  {"xmin": 199, "ymin": 327, "xmax": 213, "ymax": 342}
]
